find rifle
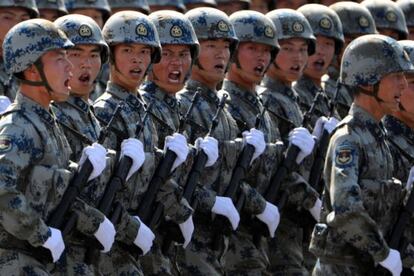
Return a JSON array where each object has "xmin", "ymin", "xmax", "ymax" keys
[
  {"xmin": 211, "ymin": 102, "xmax": 267, "ymax": 250},
  {"xmin": 161, "ymin": 93, "xmax": 228, "ymax": 252},
  {"xmin": 84, "ymin": 102, "xmax": 154, "ymax": 263},
  {"xmin": 135, "ymin": 91, "xmax": 200, "ymax": 231}
]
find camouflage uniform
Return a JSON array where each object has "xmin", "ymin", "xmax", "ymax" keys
[
  {"xmin": 325, "ymin": 2, "xmax": 378, "ymax": 119},
  {"xmin": 310, "ymin": 34, "xmax": 414, "ymax": 275}
]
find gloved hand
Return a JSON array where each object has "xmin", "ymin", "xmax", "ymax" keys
[
  {"xmin": 313, "ymin": 116, "xmax": 339, "ymax": 139},
  {"xmin": 195, "ymin": 136, "xmax": 219, "ymax": 167},
  {"xmin": 79, "ymin": 142, "xmax": 107, "ymax": 181},
  {"xmin": 406, "ymin": 166, "xmax": 414, "ymax": 191},
  {"xmin": 133, "ymin": 216, "xmax": 155, "ymax": 255},
  {"xmin": 0, "ymin": 95, "xmax": 11, "ymax": 115},
  {"xmin": 42, "ymin": 227, "xmax": 65, "ymax": 263},
  {"xmin": 94, "ymin": 216, "xmax": 116, "ymax": 253},
  {"xmin": 164, "ymin": 133, "xmax": 189, "ymax": 171},
  {"xmin": 178, "ymin": 216, "xmax": 194, "ymax": 248},
  {"xmin": 379, "ymin": 249, "xmax": 402, "ymax": 276},
  {"xmin": 256, "ymin": 201, "xmax": 280, "ymax": 238},
  {"xmin": 120, "ymin": 138, "xmax": 145, "ymax": 181},
  {"xmin": 309, "ymin": 198, "xmax": 322, "ymax": 222},
  {"xmin": 289, "ymin": 127, "xmax": 315, "ymax": 164},
  {"xmin": 242, "ymin": 128, "xmax": 266, "ymax": 163},
  {"xmin": 211, "ymin": 196, "xmax": 240, "ymax": 230}
]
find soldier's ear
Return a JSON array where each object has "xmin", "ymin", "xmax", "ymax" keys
[{"xmin": 23, "ymin": 64, "xmax": 41, "ymax": 81}]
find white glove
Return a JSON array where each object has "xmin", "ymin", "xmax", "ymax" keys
[
  {"xmin": 120, "ymin": 138, "xmax": 145, "ymax": 181},
  {"xmin": 133, "ymin": 216, "xmax": 155, "ymax": 255},
  {"xmin": 211, "ymin": 196, "xmax": 240, "ymax": 230},
  {"xmin": 79, "ymin": 142, "xmax": 107, "ymax": 181},
  {"xmin": 309, "ymin": 198, "xmax": 322, "ymax": 222},
  {"xmin": 242, "ymin": 128, "xmax": 266, "ymax": 163},
  {"xmin": 0, "ymin": 96, "xmax": 11, "ymax": 114},
  {"xmin": 379, "ymin": 249, "xmax": 402, "ymax": 276},
  {"xmin": 42, "ymin": 227, "xmax": 65, "ymax": 263},
  {"xmin": 164, "ymin": 133, "xmax": 189, "ymax": 171},
  {"xmin": 195, "ymin": 136, "xmax": 219, "ymax": 167},
  {"xmin": 406, "ymin": 166, "xmax": 414, "ymax": 191},
  {"xmin": 313, "ymin": 116, "xmax": 339, "ymax": 139},
  {"xmin": 256, "ymin": 201, "xmax": 280, "ymax": 238},
  {"xmin": 289, "ymin": 127, "xmax": 315, "ymax": 164},
  {"xmin": 324, "ymin": 117, "xmax": 339, "ymax": 134},
  {"xmin": 178, "ymin": 216, "xmax": 194, "ymax": 248},
  {"xmin": 94, "ymin": 216, "xmax": 116, "ymax": 253}
]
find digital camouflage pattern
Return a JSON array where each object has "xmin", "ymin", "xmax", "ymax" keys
[
  {"xmin": 110, "ymin": 0, "xmax": 150, "ymax": 14},
  {"xmin": 36, "ymin": 0, "xmax": 67, "ymax": 16},
  {"xmin": 310, "ymin": 104, "xmax": 408, "ymax": 274},
  {"xmin": 66, "ymin": 0, "xmax": 111, "ymax": 21},
  {"xmin": 0, "ymin": 62, "xmax": 18, "ymax": 101},
  {"xmin": 147, "ymin": 0, "xmax": 186, "ymax": 12},
  {"xmin": 0, "ymin": 0, "xmax": 39, "ymax": 18},
  {"xmin": 298, "ymin": 4, "xmax": 344, "ymax": 54},
  {"xmin": 397, "ymin": 0, "xmax": 414, "ymax": 28},
  {"xmin": 361, "ymin": 0, "xmax": 408, "ymax": 39},
  {"xmin": 266, "ymin": 8, "xmax": 316, "ymax": 55}
]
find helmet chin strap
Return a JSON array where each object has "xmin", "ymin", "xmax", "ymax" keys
[{"xmin": 359, "ymin": 83, "xmax": 399, "ymax": 109}]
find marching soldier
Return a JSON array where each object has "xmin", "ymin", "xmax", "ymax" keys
[
  {"xmin": 310, "ymin": 34, "xmax": 414, "ymax": 276},
  {"xmin": 93, "ymin": 11, "xmax": 194, "ymax": 275},
  {"xmin": 36, "ymin": 0, "xmax": 68, "ymax": 22},
  {"xmin": 396, "ymin": 0, "xmax": 414, "ymax": 40}
]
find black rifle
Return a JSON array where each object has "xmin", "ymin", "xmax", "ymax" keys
[
  {"xmin": 211, "ymin": 104, "xmax": 266, "ymax": 250},
  {"xmin": 135, "ymin": 91, "xmax": 200, "ymax": 231}
]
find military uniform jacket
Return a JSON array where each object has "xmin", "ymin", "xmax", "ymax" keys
[
  {"xmin": 94, "ymin": 82, "xmax": 192, "ymax": 225},
  {"xmin": 322, "ymin": 73, "xmax": 353, "ymax": 120},
  {"xmin": 313, "ymin": 104, "xmax": 407, "ymax": 265},
  {"xmin": 0, "ymin": 60, "xmax": 18, "ymax": 101}
]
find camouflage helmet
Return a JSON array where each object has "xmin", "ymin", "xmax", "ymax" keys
[
  {"xmin": 3, "ymin": 18, "xmax": 73, "ymax": 74},
  {"xmin": 185, "ymin": 7, "xmax": 237, "ymax": 55},
  {"xmin": 266, "ymin": 9, "xmax": 316, "ymax": 55},
  {"xmin": 298, "ymin": 4, "xmax": 344, "ymax": 54},
  {"xmin": 229, "ymin": 10, "xmax": 279, "ymax": 60},
  {"xmin": 396, "ymin": 0, "xmax": 414, "ymax": 28},
  {"xmin": 36, "ymin": 0, "xmax": 68, "ymax": 16},
  {"xmin": 329, "ymin": 2, "xmax": 377, "ymax": 36},
  {"xmin": 340, "ymin": 34, "xmax": 414, "ymax": 87},
  {"xmin": 398, "ymin": 40, "xmax": 414, "ymax": 64},
  {"xmin": 110, "ymin": 0, "xmax": 150, "ymax": 15},
  {"xmin": 184, "ymin": 0, "xmax": 217, "ymax": 8},
  {"xmin": 54, "ymin": 14, "xmax": 109, "ymax": 63},
  {"xmin": 0, "ymin": 0, "xmax": 39, "ymax": 18},
  {"xmin": 216, "ymin": 0, "xmax": 250, "ymax": 9},
  {"xmin": 147, "ymin": 0, "xmax": 186, "ymax": 13},
  {"xmin": 149, "ymin": 10, "xmax": 199, "ymax": 60},
  {"xmin": 66, "ymin": 0, "xmax": 111, "ymax": 21},
  {"xmin": 361, "ymin": 0, "xmax": 408, "ymax": 39}
]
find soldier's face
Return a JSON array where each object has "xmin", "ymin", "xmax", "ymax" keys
[
  {"xmin": 71, "ymin": 8, "xmax": 104, "ymax": 28},
  {"xmin": 377, "ymin": 28, "xmax": 400, "ymax": 40},
  {"xmin": 41, "ymin": 49, "xmax": 74, "ymax": 102},
  {"xmin": 408, "ymin": 27, "xmax": 414, "ymax": 41},
  {"xmin": 193, "ymin": 39, "xmax": 231, "ymax": 85},
  {"xmin": 151, "ymin": 44, "xmax": 192, "ymax": 94},
  {"xmin": 304, "ymin": 35, "xmax": 335, "ymax": 80},
  {"xmin": 377, "ymin": 72, "xmax": 407, "ymax": 114},
  {"xmin": 273, "ymin": 38, "xmax": 308, "ymax": 82},
  {"xmin": 217, "ymin": 2, "xmax": 246, "ymax": 16},
  {"xmin": 67, "ymin": 45, "xmax": 102, "ymax": 96},
  {"xmin": 400, "ymin": 75, "xmax": 414, "ymax": 114},
  {"xmin": 275, "ymin": 0, "xmax": 307, "ymax": 9},
  {"xmin": 39, "ymin": 9, "xmax": 61, "ymax": 21},
  {"xmin": 0, "ymin": 7, "xmax": 30, "ymax": 55},
  {"xmin": 250, "ymin": 0, "xmax": 270, "ymax": 14},
  {"xmin": 111, "ymin": 43, "xmax": 152, "ymax": 91},
  {"xmin": 232, "ymin": 42, "xmax": 272, "ymax": 84}
]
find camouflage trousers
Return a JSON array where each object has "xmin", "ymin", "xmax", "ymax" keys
[
  {"xmin": 224, "ymin": 225, "xmax": 271, "ymax": 276},
  {"xmin": 266, "ymin": 217, "xmax": 310, "ymax": 276},
  {"xmin": 94, "ymin": 242, "xmax": 144, "ymax": 276},
  {"xmin": 175, "ymin": 216, "xmax": 227, "ymax": 276},
  {"xmin": 0, "ymin": 249, "xmax": 50, "ymax": 276}
]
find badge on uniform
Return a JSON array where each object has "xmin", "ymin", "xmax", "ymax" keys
[
  {"xmin": 358, "ymin": 16, "xmax": 369, "ymax": 28},
  {"xmin": 264, "ymin": 25, "xmax": 274, "ymax": 38},
  {"xmin": 319, "ymin": 17, "xmax": 332, "ymax": 30},
  {"xmin": 218, "ymin": 20, "xmax": 229, "ymax": 32},
  {"xmin": 0, "ymin": 135, "xmax": 12, "ymax": 153},
  {"xmin": 335, "ymin": 142, "xmax": 355, "ymax": 168},
  {"xmin": 292, "ymin": 21, "xmax": 304, "ymax": 33},
  {"xmin": 170, "ymin": 25, "xmax": 183, "ymax": 37},
  {"xmin": 136, "ymin": 23, "xmax": 148, "ymax": 36},
  {"xmin": 79, "ymin": 24, "xmax": 92, "ymax": 37},
  {"xmin": 385, "ymin": 11, "xmax": 397, "ymax": 23}
]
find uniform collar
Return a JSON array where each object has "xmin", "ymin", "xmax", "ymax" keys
[
  {"xmin": 222, "ymin": 79, "xmax": 260, "ymax": 107},
  {"xmin": 262, "ymin": 76, "xmax": 297, "ymax": 101},
  {"xmin": 106, "ymin": 81, "xmax": 145, "ymax": 111},
  {"xmin": 15, "ymin": 93, "xmax": 55, "ymax": 126},
  {"xmin": 349, "ymin": 104, "xmax": 386, "ymax": 140},
  {"xmin": 66, "ymin": 95, "xmax": 90, "ymax": 114},
  {"xmin": 141, "ymin": 81, "xmax": 178, "ymax": 109},
  {"xmin": 186, "ymin": 79, "xmax": 220, "ymax": 106},
  {"xmin": 295, "ymin": 75, "xmax": 321, "ymax": 97}
]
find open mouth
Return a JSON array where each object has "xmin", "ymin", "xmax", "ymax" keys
[
  {"xmin": 168, "ymin": 70, "xmax": 181, "ymax": 83},
  {"xmin": 79, "ymin": 73, "xmax": 91, "ymax": 84},
  {"xmin": 214, "ymin": 64, "xmax": 225, "ymax": 71},
  {"xmin": 130, "ymin": 68, "xmax": 142, "ymax": 77},
  {"xmin": 254, "ymin": 65, "xmax": 265, "ymax": 75},
  {"xmin": 290, "ymin": 64, "xmax": 301, "ymax": 72},
  {"xmin": 313, "ymin": 59, "xmax": 325, "ymax": 70}
]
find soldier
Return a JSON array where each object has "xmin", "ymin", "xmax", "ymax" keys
[
  {"xmin": 396, "ymin": 0, "xmax": 414, "ymax": 40},
  {"xmin": 0, "ymin": 18, "xmax": 113, "ymax": 275},
  {"xmin": 110, "ymin": 0, "xmax": 150, "ymax": 15},
  {"xmin": 216, "ymin": 0, "xmax": 250, "ymax": 16},
  {"xmin": 184, "ymin": 0, "xmax": 217, "ymax": 10},
  {"xmin": 36, "ymin": 0, "xmax": 68, "ymax": 21},
  {"xmin": 93, "ymin": 11, "xmax": 194, "ymax": 275},
  {"xmin": 361, "ymin": 0, "xmax": 408, "ymax": 40},
  {"xmin": 310, "ymin": 34, "xmax": 414, "ymax": 276},
  {"xmin": 0, "ymin": 0, "xmax": 38, "ymax": 101},
  {"xmin": 222, "ymin": 10, "xmax": 316, "ymax": 275},
  {"xmin": 260, "ymin": 9, "xmax": 325, "ymax": 275},
  {"xmin": 295, "ymin": 4, "xmax": 343, "ymax": 128},
  {"xmin": 147, "ymin": 0, "xmax": 186, "ymax": 13},
  {"xmin": 326, "ymin": 2, "xmax": 377, "ymax": 118}
]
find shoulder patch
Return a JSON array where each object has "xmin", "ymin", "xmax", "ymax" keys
[
  {"xmin": 335, "ymin": 141, "xmax": 355, "ymax": 168},
  {"xmin": 0, "ymin": 135, "xmax": 13, "ymax": 153}
]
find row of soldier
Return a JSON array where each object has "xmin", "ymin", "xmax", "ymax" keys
[{"xmin": 1, "ymin": 0, "xmax": 414, "ymax": 276}]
